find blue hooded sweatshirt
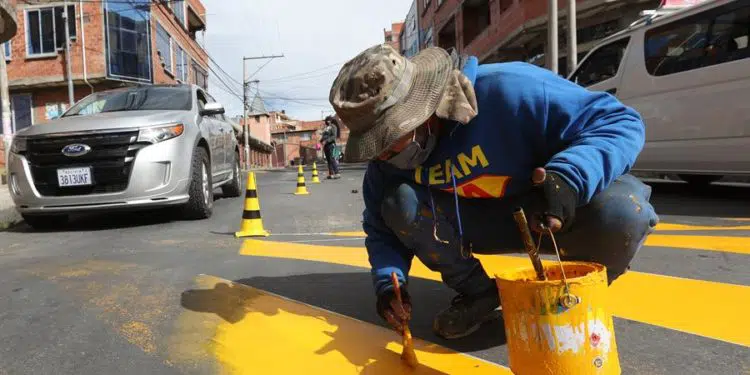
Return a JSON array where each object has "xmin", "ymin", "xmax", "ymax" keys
[{"xmin": 362, "ymin": 57, "xmax": 646, "ymax": 296}]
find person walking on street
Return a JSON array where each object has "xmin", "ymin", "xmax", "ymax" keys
[
  {"xmin": 329, "ymin": 44, "xmax": 659, "ymax": 339},
  {"xmin": 321, "ymin": 116, "xmax": 342, "ymax": 179}
]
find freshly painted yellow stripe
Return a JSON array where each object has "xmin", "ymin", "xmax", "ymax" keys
[
  {"xmin": 655, "ymin": 223, "xmax": 750, "ymax": 231},
  {"xmin": 644, "ymin": 234, "xmax": 750, "ymax": 255},
  {"xmin": 329, "ymin": 231, "xmax": 750, "ymax": 255},
  {"xmin": 189, "ymin": 274, "xmax": 511, "ymax": 374},
  {"xmin": 240, "ymin": 240, "xmax": 750, "ymax": 347}
]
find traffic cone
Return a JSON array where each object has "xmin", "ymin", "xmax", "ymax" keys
[
  {"xmin": 311, "ymin": 162, "xmax": 321, "ymax": 184},
  {"xmin": 294, "ymin": 165, "xmax": 310, "ymax": 195},
  {"xmin": 235, "ymin": 172, "xmax": 270, "ymax": 237}
]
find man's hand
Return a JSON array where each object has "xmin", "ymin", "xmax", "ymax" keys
[
  {"xmin": 529, "ymin": 168, "xmax": 577, "ymax": 234},
  {"xmin": 377, "ymin": 289, "xmax": 412, "ymax": 332}
]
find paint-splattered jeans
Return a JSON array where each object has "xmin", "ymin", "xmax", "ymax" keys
[{"xmin": 380, "ymin": 174, "xmax": 659, "ymax": 297}]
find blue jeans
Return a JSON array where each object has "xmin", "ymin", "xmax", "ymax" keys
[{"xmin": 379, "ymin": 174, "xmax": 659, "ymax": 296}]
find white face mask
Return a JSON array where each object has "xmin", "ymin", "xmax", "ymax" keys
[{"xmin": 384, "ymin": 126, "xmax": 438, "ymax": 170}]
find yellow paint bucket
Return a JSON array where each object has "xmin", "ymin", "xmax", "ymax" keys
[{"xmin": 495, "ymin": 261, "xmax": 621, "ymax": 375}]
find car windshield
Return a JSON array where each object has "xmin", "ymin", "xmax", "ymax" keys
[{"xmin": 63, "ymin": 86, "xmax": 192, "ymax": 117}]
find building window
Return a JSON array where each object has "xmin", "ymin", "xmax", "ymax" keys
[
  {"xmin": 26, "ymin": 5, "xmax": 76, "ymax": 56},
  {"xmin": 192, "ymin": 61, "xmax": 208, "ymax": 90},
  {"xmin": 570, "ymin": 38, "xmax": 630, "ymax": 87},
  {"xmin": 644, "ymin": 1, "xmax": 750, "ymax": 77},
  {"xmin": 299, "ymin": 133, "xmax": 312, "ymax": 141},
  {"xmin": 175, "ymin": 45, "xmax": 188, "ymax": 82},
  {"xmin": 169, "ymin": 0, "xmax": 186, "ymax": 27},
  {"xmin": 104, "ymin": 0, "xmax": 152, "ymax": 82},
  {"xmin": 462, "ymin": 0, "xmax": 490, "ymax": 47},
  {"xmin": 155, "ymin": 23, "xmax": 172, "ymax": 73}
]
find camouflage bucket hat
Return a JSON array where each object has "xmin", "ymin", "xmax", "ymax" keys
[{"xmin": 329, "ymin": 44, "xmax": 453, "ymax": 163}]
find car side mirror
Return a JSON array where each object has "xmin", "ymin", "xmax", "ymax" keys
[{"xmin": 200, "ymin": 102, "xmax": 225, "ymax": 116}]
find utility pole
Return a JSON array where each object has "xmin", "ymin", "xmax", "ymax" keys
[
  {"xmin": 0, "ymin": 49, "xmax": 11, "ymax": 170},
  {"xmin": 567, "ymin": 0, "xmax": 578, "ymax": 76},
  {"xmin": 241, "ymin": 54, "xmax": 283, "ymax": 170},
  {"xmin": 63, "ymin": 1, "xmax": 75, "ymax": 106},
  {"xmin": 548, "ymin": 0, "xmax": 559, "ymax": 74}
]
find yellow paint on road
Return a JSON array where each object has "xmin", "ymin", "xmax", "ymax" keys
[
  {"xmin": 644, "ymin": 235, "xmax": 750, "ymax": 255},
  {"xmin": 329, "ymin": 231, "xmax": 750, "ymax": 255},
  {"xmin": 182, "ymin": 274, "xmax": 511, "ymax": 375},
  {"xmin": 655, "ymin": 223, "xmax": 750, "ymax": 231},
  {"xmin": 240, "ymin": 239, "xmax": 750, "ymax": 347}
]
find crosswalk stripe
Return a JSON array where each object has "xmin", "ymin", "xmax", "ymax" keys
[
  {"xmin": 188, "ymin": 274, "xmax": 512, "ymax": 374},
  {"xmin": 644, "ymin": 234, "xmax": 750, "ymax": 255},
  {"xmin": 328, "ymin": 231, "xmax": 750, "ymax": 255},
  {"xmin": 240, "ymin": 239, "xmax": 750, "ymax": 347},
  {"xmin": 655, "ymin": 223, "xmax": 750, "ymax": 231}
]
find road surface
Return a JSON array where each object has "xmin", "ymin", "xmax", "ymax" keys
[{"xmin": 0, "ymin": 165, "xmax": 748, "ymax": 374}]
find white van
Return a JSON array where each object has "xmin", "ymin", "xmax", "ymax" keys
[{"xmin": 568, "ymin": 0, "xmax": 750, "ymax": 186}]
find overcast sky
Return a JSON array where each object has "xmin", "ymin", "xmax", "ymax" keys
[{"xmin": 201, "ymin": 0, "xmax": 410, "ymax": 121}]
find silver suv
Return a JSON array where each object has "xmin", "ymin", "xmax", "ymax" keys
[{"xmin": 6, "ymin": 84, "xmax": 242, "ymax": 229}]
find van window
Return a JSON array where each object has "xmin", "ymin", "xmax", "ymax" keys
[
  {"xmin": 645, "ymin": 0, "xmax": 750, "ymax": 76},
  {"xmin": 570, "ymin": 38, "xmax": 630, "ymax": 87}
]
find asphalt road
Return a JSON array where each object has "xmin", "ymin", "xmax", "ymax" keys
[{"xmin": 0, "ymin": 165, "xmax": 748, "ymax": 374}]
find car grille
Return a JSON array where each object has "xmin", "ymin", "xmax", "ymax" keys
[{"xmin": 26, "ymin": 131, "xmax": 141, "ymax": 197}]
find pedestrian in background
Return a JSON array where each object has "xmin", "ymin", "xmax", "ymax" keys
[{"xmin": 321, "ymin": 116, "xmax": 342, "ymax": 179}]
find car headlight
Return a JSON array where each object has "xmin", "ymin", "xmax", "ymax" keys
[
  {"xmin": 10, "ymin": 137, "xmax": 26, "ymax": 154},
  {"xmin": 137, "ymin": 124, "xmax": 184, "ymax": 144}
]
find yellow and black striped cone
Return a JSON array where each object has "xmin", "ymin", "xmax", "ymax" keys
[
  {"xmin": 235, "ymin": 172, "xmax": 269, "ymax": 237},
  {"xmin": 294, "ymin": 165, "xmax": 310, "ymax": 195},
  {"xmin": 311, "ymin": 162, "xmax": 321, "ymax": 184}
]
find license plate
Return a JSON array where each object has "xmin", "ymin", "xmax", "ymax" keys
[{"xmin": 57, "ymin": 167, "xmax": 93, "ymax": 187}]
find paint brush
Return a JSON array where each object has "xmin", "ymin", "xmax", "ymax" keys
[
  {"xmin": 513, "ymin": 208, "xmax": 547, "ymax": 281},
  {"xmin": 391, "ymin": 272, "xmax": 419, "ymax": 368}
]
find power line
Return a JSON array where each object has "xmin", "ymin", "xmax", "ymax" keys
[{"xmin": 260, "ymin": 62, "xmax": 345, "ymax": 83}]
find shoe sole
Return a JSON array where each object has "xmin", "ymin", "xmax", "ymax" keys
[{"xmin": 434, "ymin": 308, "xmax": 503, "ymax": 340}]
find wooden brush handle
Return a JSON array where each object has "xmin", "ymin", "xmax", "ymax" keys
[{"xmin": 391, "ymin": 272, "xmax": 403, "ymax": 304}]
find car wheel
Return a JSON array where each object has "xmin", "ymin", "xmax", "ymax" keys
[
  {"xmin": 221, "ymin": 153, "xmax": 242, "ymax": 198},
  {"xmin": 22, "ymin": 214, "xmax": 68, "ymax": 230},
  {"xmin": 182, "ymin": 147, "xmax": 213, "ymax": 220},
  {"xmin": 678, "ymin": 174, "xmax": 722, "ymax": 187}
]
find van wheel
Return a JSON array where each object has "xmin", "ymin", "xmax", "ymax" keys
[
  {"xmin": 221, "ymin": 153, "xmax": 243, "ymax": 198},
  {"xmin": 22, "ymin": 214, "xmax": 68, "ymax": 230},
  {"xmin": 678, "ymin": 174, "xmax": 722, "ymax": 187},
  {"xmin": 182, "ymin": 147, "xmax": 213, "ymax": 220}
]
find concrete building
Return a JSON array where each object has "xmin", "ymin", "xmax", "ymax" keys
[
  {"xmin": 234, "ymin": 93, "xmax": 274, "ymax": 168},
  {"xmin": 400, "ymin": 1, "xmax": 420, "ymax": 57},
  {"xmin": 1, "ymin": 0, "xmax": 209, "ymax": 134},
  {"xmin": 418, "ymin": 0, "xmax": 660, "ymax": 75},
  {"xmin": 384, "ymin": 21, "xmax": 404, "ymax": 52}
]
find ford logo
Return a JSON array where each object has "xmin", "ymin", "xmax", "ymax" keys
[{"xmin": 61, "ymin": 143, "xmax": 91, "ymax": 157}]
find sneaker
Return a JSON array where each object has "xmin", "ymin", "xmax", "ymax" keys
[
  {"xmin": 433, "ymin": 287, "xmax": 502, "ymax": 339},
  {"xmin": 333, "ymin": 174, "xmax": 342, "ymax": 179}
]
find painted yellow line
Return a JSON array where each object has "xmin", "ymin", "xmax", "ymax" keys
[
  {"xmin": 185, "ymin": 274, "xmax": 511, "ymax": 374},
  {"xmin": 644, "ymin": 235, "xmax": 750, "ymax": 255},
  {"xmin": 329, "ymin": 231, "xmax": 750, "ymax": 255},
  {"xmin": 655, "ymin": 223, "xmax": 750, "ymax": 231},
  {"xmin": 240, "ymin": 240, "xmax": 750, "ymax": 347}
]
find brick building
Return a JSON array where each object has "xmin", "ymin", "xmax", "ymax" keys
[
  {"xmin": 384, "ymin": 21, "xmax": 404, "ymax": 52},
  {"xmin": 0, "ymin": 0, "xmax": 209, "ymax": 135},
  {"xmin": 417, "ymin": 0, "xmax": 659, "ymax": 75}
]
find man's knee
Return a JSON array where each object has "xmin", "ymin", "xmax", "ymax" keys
[
  {"xmin": 381, "ymin": 182, "xmax": 422, "ymax": 231},
  {"xmin": 560, "ymin": 175, "xmax": 659, "ymax": 282}
]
